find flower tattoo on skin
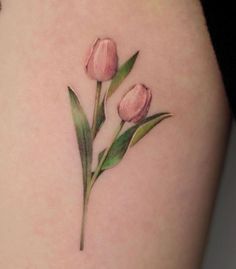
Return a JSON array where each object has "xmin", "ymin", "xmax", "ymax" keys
[{"xmin": 68, "ymin": 37, "xmax": 172, "ymax": 250}]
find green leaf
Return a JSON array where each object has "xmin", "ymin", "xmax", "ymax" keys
[
  {"xmin": 98, "ymin": 125, "xmax": 135, "ymax": 169},
  {"xmin": 68, "ymin": 87, "xmax": 93, "ymax": 195},
  {"xmin": 93, "ymin": 98, "xmax": 106, "ymax": 139},
  {"xmin": 130, "ymin": 113, "xmax": 172, "ymax": 146},
  {"xmin": 98, "ymin": 113, "xmax": 171, "ymax": 172},
  {"xmin": 106, "ymin": 51, "xmax": 139, "ymax": 99}
]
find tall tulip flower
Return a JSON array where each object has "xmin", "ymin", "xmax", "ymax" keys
[
  {"xmin": 85, "ymin": 38, "xmax": 118, "ymax": 82},
  {"xmin": 85, "ymin": 38, "xmax": 118, "ymax": 138}
]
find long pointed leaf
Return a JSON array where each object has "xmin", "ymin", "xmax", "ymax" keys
[
  {"xmin": 106, "ymin": 51, "xmax": 139, "ymax": 99},
  {"xmin": 98, "ymin": 113, "xmax": 171, "ymax": 172},
  {"xmin": 94, "ymin": 51, "xmax": 140, "ymax": 136},
  {"xmin": 68, "ymin": 87, "xmax": 93, "ymax": 195}
]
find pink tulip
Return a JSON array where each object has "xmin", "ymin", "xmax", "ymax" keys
[
  {"xmin": 85, "ymin": 38, "xmax": 118, "ymax": 81},
  {"xmin": 118, "ymin": 84, "xmax": 152, "ymax": 123}
]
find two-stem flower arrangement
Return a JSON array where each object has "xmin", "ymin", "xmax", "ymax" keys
[{"xmin": 68, "ymin": 38, "xmax": 172, "ymax": 250}]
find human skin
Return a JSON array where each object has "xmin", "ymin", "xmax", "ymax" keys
[{"xmin": 0, "ymin": 0, "xmax": 231, "ymax": 268}]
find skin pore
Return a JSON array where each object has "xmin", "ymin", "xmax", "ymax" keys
[{"xmin": 0, "ymin": 0, "xmax": 230, "ymax": 268}]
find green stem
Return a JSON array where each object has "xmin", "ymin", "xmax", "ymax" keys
[
  {"xmin": 80, "ymin": 120, "xmax": 125, "ymax": 250},
  {"xmin": 91, "ymin": 81, "xmax": 102, "ymax": 139},
  {"xmin": 90, "ymin": 120, "xmax": 125, "ymax": 188},
  {"xmin": 79, "ymin": 190, "xmax": 89, "ymax": 251}
]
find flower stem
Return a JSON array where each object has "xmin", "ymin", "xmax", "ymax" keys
[
  {"xmin": 79, "ymin": 120, "xmax": 125, "ymax": 251},
  {"xmin": 92, "ymin": 81, "xmax": 102, "ymax": 139},
  {"xmin": 79, "ymin": 190, "xmax": 90, "ymax": 251},
  {"xmin": 90, "ymin": 120, "xmax": 125, "ymax": 187}
]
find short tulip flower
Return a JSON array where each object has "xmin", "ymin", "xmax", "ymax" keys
[{"xmin": 118, "ymin": 84, "xmax": 152, "ymax": 123}]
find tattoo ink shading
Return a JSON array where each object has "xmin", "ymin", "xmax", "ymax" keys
[{"xmin": 68, "ymin": 38, "xmax": 172, "ymax": 250}]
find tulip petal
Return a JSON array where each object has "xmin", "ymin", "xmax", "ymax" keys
[
  {"xmin": 96, "ymin": 112, "xmax": 172, "ymax": 176},
  {"xmin": 68, "ymin": 87, "xmax": 93, "ymax": 196}
]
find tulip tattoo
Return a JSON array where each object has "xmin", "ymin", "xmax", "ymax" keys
[{"xmin": 68, "ymin": 38, "xmax": 172, "ymax": 250}]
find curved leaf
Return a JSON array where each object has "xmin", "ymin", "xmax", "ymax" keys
[
  {"xmin": 68, "ymin": 87, "xmax": 93, "ymax": 195},
  {"xmin": 130, "ymin": 113, "xmax": 172, "ymax": 146},
  {"xmin": 98, "ymin": 113, "xmax": 171, "ymax": 173}
]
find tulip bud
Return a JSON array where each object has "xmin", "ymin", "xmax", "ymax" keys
[
  {"xmin": 118, "ymin": 84, "xmax": 152, "ymax": 123},
  {"xmin": 85, "ymin": 38, "xmax": 118, "ymax": 81}
]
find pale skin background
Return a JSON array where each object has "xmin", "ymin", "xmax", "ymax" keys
[{"xmin": 0, "ymin": 0, "xmax": 231, "ymax": 268}]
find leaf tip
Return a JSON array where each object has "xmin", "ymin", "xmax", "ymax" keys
[
  {"xmin": 68, "ymin": 86, "xmax": 73, "ymax": 95},
  {"xmin": 133, "ymin": 50, "xmax": 140, "ymax": 60},
  {"xmin": 166, "ymin": 112, "xmax": 174, "ymax": 118},
  {"xmin": 159, "ymin": 112, "xmax": 173, "ymax": 122}
]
